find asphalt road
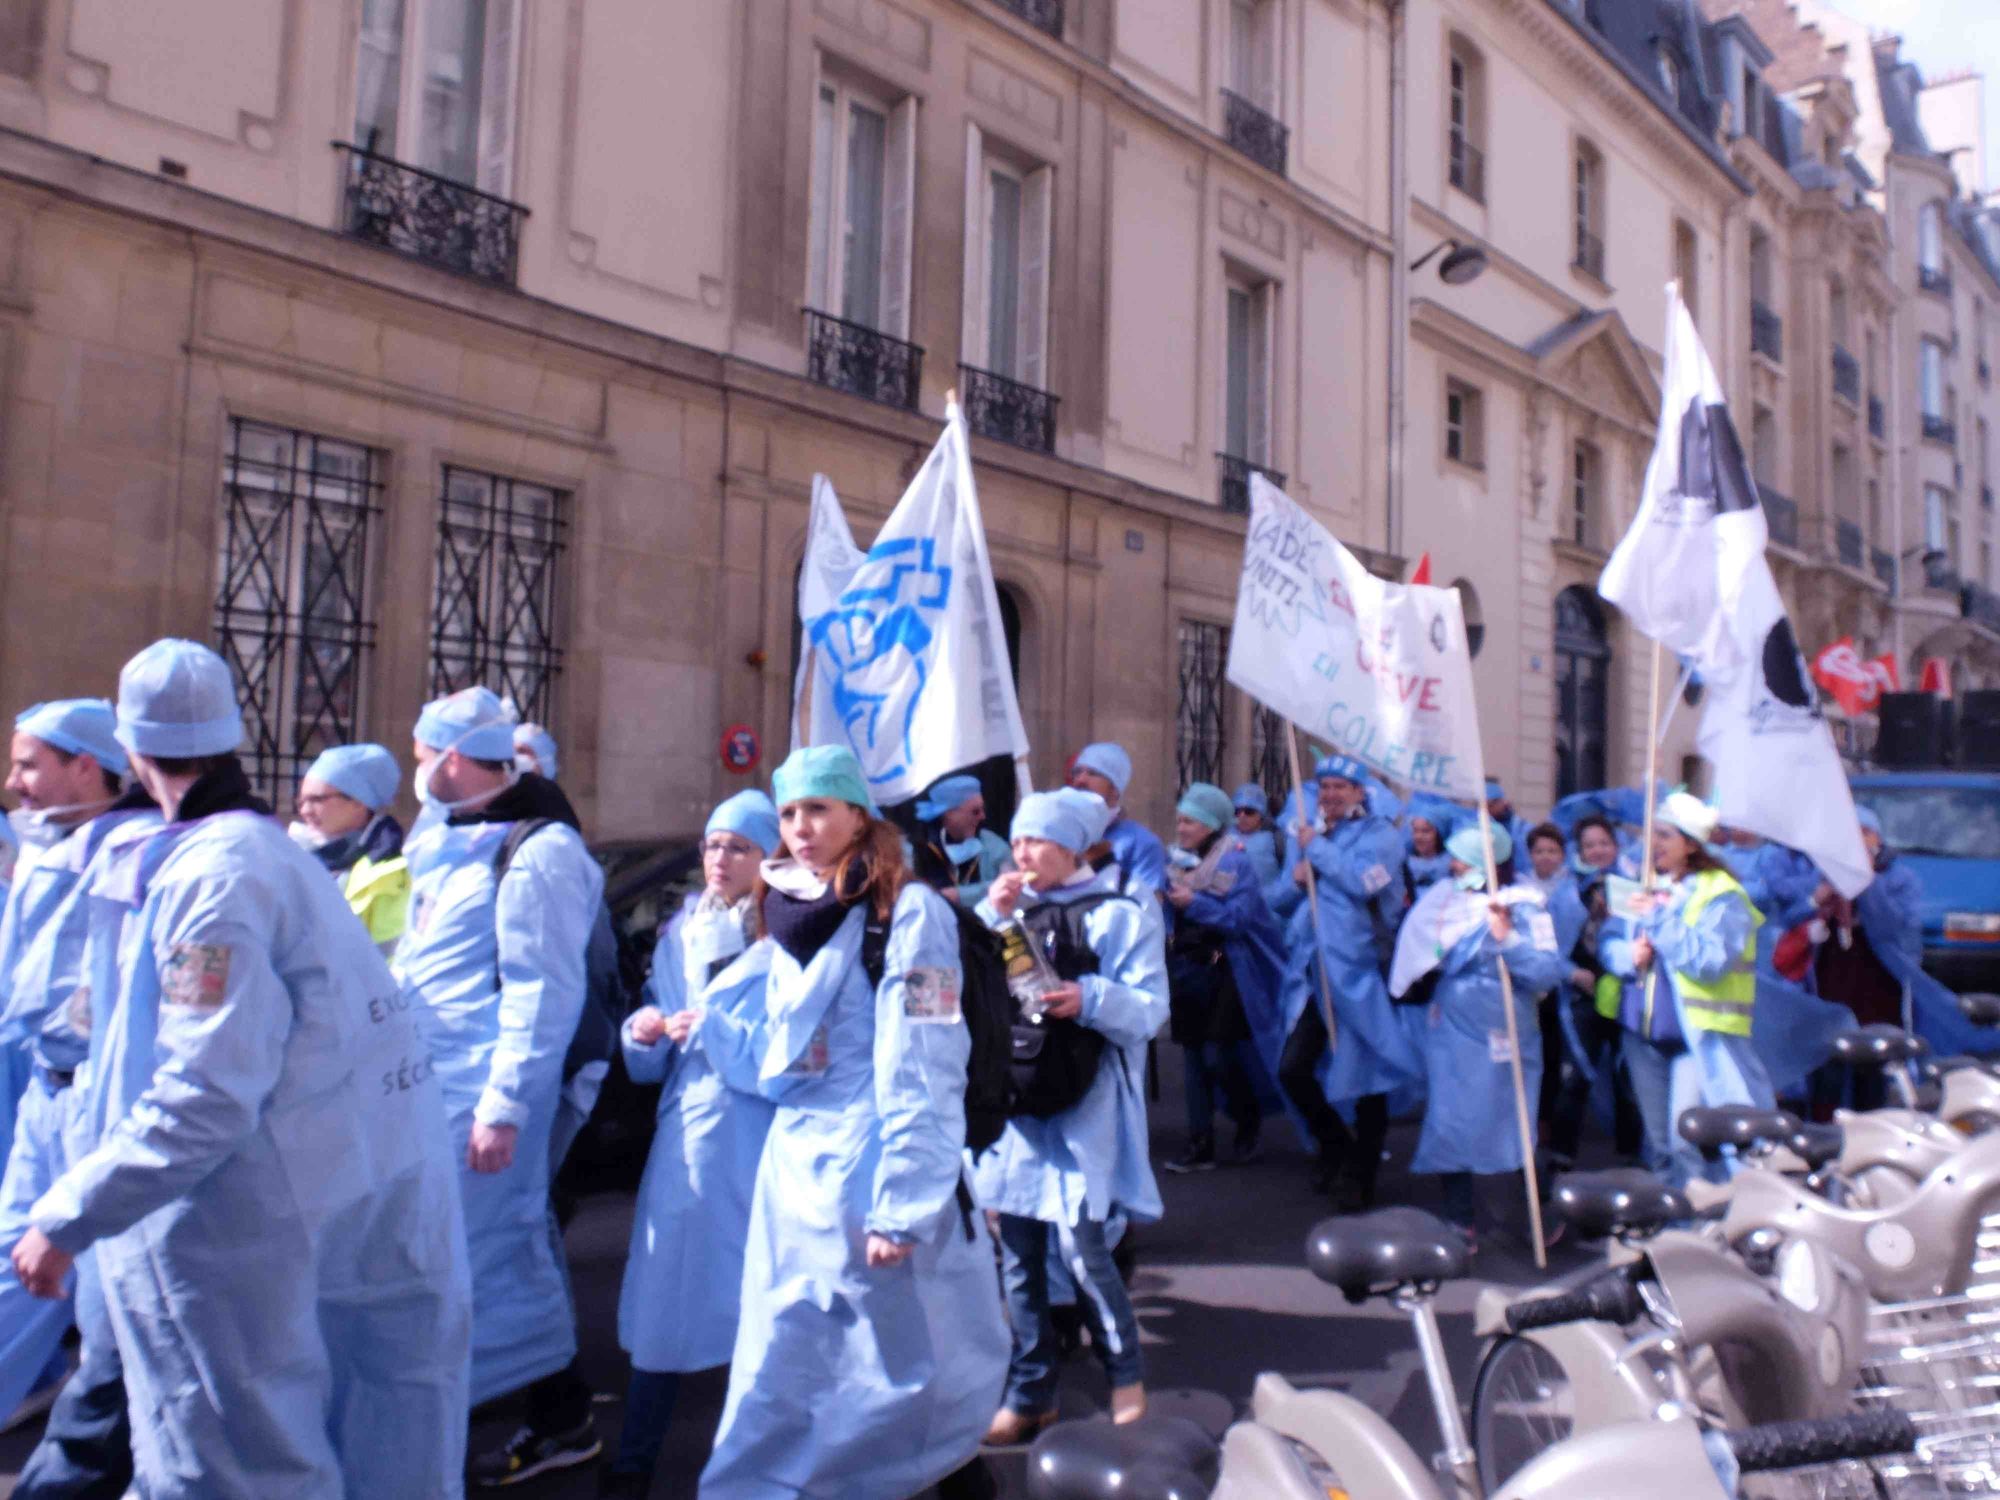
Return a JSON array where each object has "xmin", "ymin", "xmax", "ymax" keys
[{"xmin": 0, "ymin": 1052, "xmax": 1613, "ymax": 1498}]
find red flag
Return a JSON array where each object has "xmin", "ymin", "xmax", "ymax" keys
[
  {"xmin": 1811, "ymin": 637, "xmax": 1876, "ymax": 716},
  {"xmin": 1409, "ymin": 552, "xmax": 1431, "ymax": 585},
  {"xmin": 1921, "ymin": 658, "xmax": 1954, "ymax": 697},
  {"xmin": 1869, "ymin": 652, "xmax": 1900, "ymax": 695}
]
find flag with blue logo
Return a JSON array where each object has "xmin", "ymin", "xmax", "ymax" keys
[{"xmin": 791, "ymin": 403, "xmax": 1030, "ymax": 805}]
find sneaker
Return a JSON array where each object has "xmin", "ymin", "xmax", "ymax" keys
[
  {"xmin": 471, "ymin": 1419, "xmax": 603, "ymax": 1488},
  {"xmin": 1163, "ymin": 1139, "xmax": 1216, "ymax": 1174}
]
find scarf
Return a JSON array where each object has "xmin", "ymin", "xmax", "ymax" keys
[
  {"xmin": 175, "ymin": 757, "xmax": 269, "ymax": 821},
  {"xmin": 760, "ymin": 857, "xmax": 869, "ymax": 964},
  {"xmin": 682, "ymin": 890, "xmax": 755, "ymax": 981},
  {"xmin": 1170, "ymin": 831, "xmax": 1232, "ymax": 893}
]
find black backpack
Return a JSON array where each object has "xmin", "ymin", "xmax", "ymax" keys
[
  {"xmin": 495, "ymin": 818, "xmax": 625, "ymax": 1083},
  {"xmin": 1006, "ymin": 893, "xmax": 1131, "ymax": 1119}
]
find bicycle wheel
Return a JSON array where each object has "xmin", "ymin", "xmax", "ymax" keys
[{"xmin": 1470, "ymin": 1334, "xmax": 1575, "ymax": 1494}]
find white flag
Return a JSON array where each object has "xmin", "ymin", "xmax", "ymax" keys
[
  {"xmin": 1227, "ymin": 475, "xmax": 1484, "ymax": 801},
  {"xmin": 1601, "ymin": 287, "xmax": 1872, "ymax": 897},
  {"xmin": 793, "ymin": 403, "xmax": 1030, "ymax": 805},
  {"xmin": 791, "ymin": 474, "xmax": 865, "ymax": 754}
]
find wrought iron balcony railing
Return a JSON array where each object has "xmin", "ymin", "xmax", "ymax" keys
[
  {"xmin": 334, "ymin": 142, "xmax": 528, "ymax": 285},
  {"xmin": 1982, "ymin": 357, "xmax": 1992, "ymax": 386},
  {"xmin": 1985, "ymin": 484, "xmax": 1996, "ymax": 511},
  {"xmin": 1832, "ymin": 345, "xmax": 1860, "ymax": 403},
  {"xmin": 1919, "ymin": 263, "xmax": 1953, "ymax": 298},
  {"xmin": 1836, "ymin": 518, "xmax": 1863, "ymax": 568},
  {"xmin": 804, "ymin": 309, "xmax": 923, "ymax": 411},
  {"xmin": 1922, "ymin": 412, "xmax": 1957, "ymax": 447},
  {"xmin": 1868, "ymin": 395, "xmax": 1886, "ymax": 440},
  {"xmin": 1217, "ymin": 452, "xmax": 1285, "ymax": 515},
  {"xmin": 1965, "ymin": 582, "xmax": 2000, "ymax": 635},
  {"xmin": 1751, "ymin": 300, "xmax": 1783, "ymax": 362},
  {"xmin": 1220, "ymin": 89, "xmax": 1288, "ymax": 175},
  {"xmin": 1573, "ymin": 228, "xmax": 1605, "ymax": 281},
  {"xmin": 1872, "ymin": 546, "xmax": 1896, "ymax": 591},
  {"xmin": 1449, "ymin": 136, "xmax": 1485, "ymax": 202},
  {"xmin": 1758, "ymin": 483, "xmax": 1798, "ymax": 547},
  {"xmin": 992, "ymin": 0, "xmax": 1063, "ymax": 38},
  {"xmin": 959, "ymin": 365, "xmax": 1058, "ymax": 454}
]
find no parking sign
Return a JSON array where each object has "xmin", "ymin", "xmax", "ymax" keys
[{"xmin": 719, "ymin": 723, "xmax": 761, "ymax": 775}]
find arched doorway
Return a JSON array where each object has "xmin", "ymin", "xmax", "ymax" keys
[{"xmin": 1554, "ymin": 586, "xmax": 1610, "ymax": 798}]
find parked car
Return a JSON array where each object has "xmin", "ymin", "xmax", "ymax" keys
[{"xmin": 1849, "ymin": 771, "xmax": 2000, "ymax": 993}]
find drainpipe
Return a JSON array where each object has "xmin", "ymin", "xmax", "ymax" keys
[{"xmin": 1386, "ymin": 0, "xmax": 1409, "ymax": 562}]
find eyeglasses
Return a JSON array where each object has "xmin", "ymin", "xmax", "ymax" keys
[
  {"xmin": 295, "ymin": 791, "xmax": 358, "ymax": 812},
  {"xmin": 701, "ymin": 838, "xmax": 759, "ymax": 859}
]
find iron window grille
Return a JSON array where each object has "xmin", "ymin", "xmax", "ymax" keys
[
  {"xmin": 960, "ymin": 364, "xmax": 1059, "ymax": 454},
  {"xmin": 429, "ymin": 467, "xmax": 568, "ymax": 727},
  {"xmin": 1919, "ymin": 264, "xmax": 1953, "ymax": 298},
  {"xmin": 1923, "ymin": 414, "xmax": 1957, "ymax": 447},
  {"xmin": 1751, "ymin": 301, "xmax": 1783, "ymax": 362},
  {"xmin": 1249, "ymin": 704, "xmax": 1291, "ymax": 817},
  {"xmin": 992, "ymin": 0, "xmax": 1063, "ymax": 38},
  {"xmin": 1217, "ymin": 453, "xmax": 1285, "ymax": 515},
  {"xmin": 805, "ymin": 308, "xmax": 924, "ymax": 411},
  {"xmin": 1176, "ymin": 620, "xmax": 1229, "ymax": 790},
  {"xmin": 214, "ymin": 419, "xmax": 383, "ymax": 804},
  {"xmin": 333, "ymin": 142, "xmax": 528, "ymax": 286},
  {"xmin": 1220, "ymin": 89, "xmax": 1288, "ymax": 176}
]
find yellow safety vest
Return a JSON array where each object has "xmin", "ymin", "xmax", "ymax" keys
[
  {"xmin": 343, "ymin": 853, "xmax": 411, "ymax": 950},
  {"xmin": 1672, "ymin": 868, "xmax": 1761, "ymax": 1037}
]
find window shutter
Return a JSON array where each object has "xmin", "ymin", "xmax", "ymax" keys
[
  {"xmin": 1249, "ymin": 283, "xmax": 1272, "ymax": 465},
  {"xmin": 881, "ymin": 95, "xmax": 917, "ymax": 341},
  {"xmin": 476, "ymin": 0, "xmax": 520, "ymax": 197},
  {"xmin": 1018, "ymin": 165, "xmax": 1052, "ymax": 391},
  {"xmin": 807, "ymin": 83, "xmax": 838, "ymax": 311},
  {"xmin": 1252, "ymin": 0, "xmax": 1279, "ymax": 113},
  {"xmin": 961, "ymin": 121, "xmax": 986, "ymax": 370}
]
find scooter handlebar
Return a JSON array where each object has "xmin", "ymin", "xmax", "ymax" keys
[
  {"xmin": 1725, "ymin": 1411, "xmax": 1918, "ymax": 1473},
  {"xmin": 1502, "ymin": 1269, "xmax": 1648, "ymax": 1334}
]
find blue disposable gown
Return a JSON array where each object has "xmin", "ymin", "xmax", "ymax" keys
[
  {"xmin": 702, "ymin": 881, "xmax": 1008, "ymax": 1499},
  {"xmin": 972, "ymin": 873, "xmax": 1169, "ymax": 1225},
  {"xmin": 618, "ymin": 897, "xmax": 776, "ymax": 1374},
  {"xmin": 1640, "ymin": 878, "xmax": 1778, "ymax": 1119},
  {"xmin": 1105, "ymin": 814, "xmax": 1169, "ymax": 895},
  {"xmin": 1232, "ymin": 826, "xmax": 1282, "ymax": 892},
  {"xmin": 1407, "ymin": 892, "xmax": 1573, "ymax": 1175},
  {"xmin": 1177, "ymin": 849, "xmax": 1292, "ymax": 1111},
  {"xmin": 1282, "ymin": 813, "xmax": 1422, "ymax": 1103},
  {"xmin": 394, "ymin": 815, "xmax": 602, "ymax": 1405},
  {"xmin": 1855, "ymin": 856, "xmax": 2000, "ymax": 1056},
  {"xmin": 32, "ymin": 810, "xmax": 470, "ymax": 1500},
  {"xmin": 951, "ymin": 827, "xmax": 1014, "ymax": 909}
]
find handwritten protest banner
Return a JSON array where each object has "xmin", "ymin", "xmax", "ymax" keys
[{"xmin": 1227, "ymin": 474, "xmax": 1483, "ymax": 801}]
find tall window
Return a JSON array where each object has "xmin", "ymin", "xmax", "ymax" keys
[
  {"xmin": 1444, "ymin": 378, "xmax": 1484, "ymax": 467},
  {"xmin": 1749, "ymin": 225, "xmax": 1773, "ymax": 307},
  {"xmin": 1447, "ymin": 35, "xmax": 1485, "ymax": 202},
  {"xmin": 1228, "ymin": 0, "xmax": 1278, "ymax": 113},
  {"xmin": 961, "ymin": 128, "xmax": 1052, "ymax": 390},
  {"xmin": 1924, "ymin": 484, "xmax": 1955, "ymax": 561},
  {"xmin": 1554, "ymin": 586, "xmax": 1610, "ymax": 798},
  {"xmin": 1982, "ymin": 418, "xmax": 1992, "ymax": 486},
  {"xmin": 1571, "ymin": 439, "xmax": 1600, "ymax": 547},
  {"xmin": 1224, "ymin": 275, "xmax": 1274, "ymax": 465},
  {"xmin": 1248, "ymin": 704, "xmax": 1290, "ymax": 816},
  {"xmin": 215, "ymin": 420, "xmax": 382, "ymax": 803},
  {"xmin": 352, "ymin": 0, "xmax": 520, "ymax": 191},
  {"xmin": 1921, "ymin": 338, "xmax": 1946, "ymax": 420},
  {"xmin": 1573, "ymin": 140, "xmax": 1605, "ymax": 279},
  {"xmin": 1752, "ymin": 405, "xmax": 1777, "ymax": 486},
  {"xmin": 808, "ymin": 71, "xmax": 916, "ymax": 337},
  {"xmin": 1829, "ymin": 278, "xmax": 1850, "ymax": 346},
  {"xmin": 1176, "ymin": 620, "xmax": 1228, "ymax": 789},
  {"xmin": 429, "ymin": 467, "xmax": 568, "ymax": 725},
  {"xmin": 1919, "ymin": 201, "xmax": 1944, "ymax": 277},
  {"xmin": 1673, "ymin": 219, "xmax": 1699, "ymax": 317}
]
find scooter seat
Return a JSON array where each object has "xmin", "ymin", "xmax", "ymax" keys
[
  {"xmin": 1026, "ymin": 1415, "xmax": 1219, "ymax": 1500},
  {"xmin": 1786, "ymin": 1122, "xmax": 1845, "ymax": 1170},
  {"xmin": 1551, "ymin": 1168, "xmax": 1690, "ymax": 1240},
  {"xmin": 1962, "ymin": 993, "xmax": 2000, "ymax": 1028},
  {"xmin": 1305, "ymin": 1206, "xmax": 1470, "ymax": 1304},
  {"xmin": 1830, "ymin": 1025, "xmax": 1928, "ymax": 1067},
  {"xmin": 1677, "ymin": 1105, "xmax": 1801, "ymax": 1153}
]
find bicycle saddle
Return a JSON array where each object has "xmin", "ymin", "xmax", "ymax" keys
[
  {"xmin": 1930, "ymin": 1054, "xmax": 1996, "ymax": 1076},
  {"xmin": 1830, "ymin": 1024, "xmax": 1928, "ymax": 1066},
  {"xmin": 1961, "ymin": 993, "xmax": 2000, "ymax": 1028},
  {"xmin": 1026, "ymin": 1415, "xmax": 1219, "ymax": 1500},
  {"xmin": 1552, "ymin": 1168, "xmax": 1689, "ymax": 1239},
  {"xmin": 1305, "ymin": 1206, "xmax": 1469, "ymax": 1303},
  {"xmin": 1677, "ymin": 1105, "xmax": 1801, "ymax": 1153},
  {"xmin": 1785, "ymin": 1122, "xmax": 1844, "ymax": 1171}
]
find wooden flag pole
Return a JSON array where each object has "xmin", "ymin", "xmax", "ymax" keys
[
  {"xmin": 1639, "ymin": 639, "xmax": 1665, "ymax": 1020},
  {"xmin": 1284, "ymin": 723, "xmax": 1340, "ymax": 1048},
  {"xmin": 1474, "ymin": 800, "xmax": 1548, "ymax": 1270}
]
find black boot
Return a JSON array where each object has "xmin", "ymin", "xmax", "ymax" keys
[
  {"xmin": 1308, "ymin": 1134, "xmax": 1346, "ymax": 1194},
  {"xmin": 1332, "ymin": 1150, "xmax": 1380, "ymax": 1214}
]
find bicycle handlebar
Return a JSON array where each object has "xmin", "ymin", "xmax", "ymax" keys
[
  {"xmin": 1725, "ymin": 1411, "xmax": 1917, "ymax": 1473},
  {"xmin": 1503, "ymin": 1268, "xmax": 1648, "ymax": 1335}
]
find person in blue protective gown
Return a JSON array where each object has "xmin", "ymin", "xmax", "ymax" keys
[
  {"xmin": 0, "ymin": 699, "xmax": 153, "ymax": 1446},
  {"xmin": 1276, "ymin": 755, "xmax": 1421, "ymax": 1210},
  {"xmin": 514, "ymin": 722, "xmax": 559, "ymax": 780},
  {"xmin": 912, "ymin": 773, "xmax": 1014, "ymax": 909},
  {"xmin": 1402, "ymin": 800, "xmax": 1457, "ymax": 899},
  {"xmin": 1392, "ymin": 826, "xmax": 1572, "ymax": 1241},
  {"xmin": 599, "ymin": 792, "xmax": 782, "ymax": 1499},
  {"xmin": 974, "ymin": 786, "xmax": 1168, "ymax": 1444},
  {"xmin": 1484, "ymin": 778, "xmax": 1533, "ymax": 862},
  {"xmin": 1070, "ymin": 742, "xmax": 1168, "ymax": 895},
  {"xmin": 1159, "ymin": 783, "xmax": 1288, "ymax": 1173},
  {"xmin": 700, "ymin": 746, "xmax": 1008, "ymax": 1500},
  {"xmin": 289, "ymin": 742, "xmax": 409, "ymax": 951},
  {"xmin": 1539, "ymin": 814, "xmax": 1640, "ymax": 1168},
  {"xmin": 1229, "ymin": 783, "xmax": 1281, "ymax": 891},
  {"xmin": 10, "ymin": 639, "xmax": 470, "ymax": 1500},
  {"xmin": 391, "ymin": 685, "xmax": 606, "ymax": 1486}
]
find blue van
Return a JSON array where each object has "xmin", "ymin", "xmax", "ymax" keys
[{"xmin": 1848, "ymin": 771, "xmax": 2000, "ymax": 992}]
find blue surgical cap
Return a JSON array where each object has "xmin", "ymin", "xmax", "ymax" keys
[
  {"xmin": 303, "ymin": 743, "xmax": 400, "ymax": 811},
  {"xmin": 915, "ymin": 774, "xmax": 982, "ymax": 822},
  {"xmin": 1013, "ymin": 789, "xmax": 1100, "ymax": 853},
  {"xmin": 1177, "ymin": 782, "xmax": 1235, "ymax": 833},
  {"xmin": 708, "ymin": 790, "xmax": 782, "ymax": 856},
  {"xmin": 413, "ymin": 686, "xmax": 518, "ymax": 762},
  {"xmin": 1485, "ymin": 777, "xmax": 1507, "ymax": 800},
  {"xmin": 1232, "ymin": 782, "xmax": 1269, "ymax": 815},
  {"xmin": 514, "ymin": 723, "xmax": 558, "ymax": 779},
  {"xmin": 1072, "ymin": 743, "xmax": 1133, "ymax": 796},
  {"xmin": 1448, "ymin": 823, "xmax": 1511, "ymax": 867},
  {"xmin": 1405, "ymin": 795, "xmax": 1459, "ymax": 842},
  {"xmin": 772, "ymin": 745, "xmax": 874, "ymax": 812},
  {"xmin": 1315, "ymin": 753, "xmax": 1367, "ymax": 787},
  {"xmin": 1366, "ymin": 781, "xmax": 1404, "ymax": 822},
  {"xmin": 115, "ymin": 639, "xmax": 243, "ymax": 758},
  {"xmin": 15, "ymin": 699, "xmax": 128, "ymax": 778},
  {"xmin": 1856, "ymin": 806, "xmax": 1882, "ymax": 838}
]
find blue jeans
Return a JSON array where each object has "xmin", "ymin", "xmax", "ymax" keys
[
  {"xmin": 609, "ymin": 1367, "xmax": 681, "ymax": 1479},
  {"xmin": 1181, "ymin": 1041, "xmax": 1257, "ymax": 1144},
  {"xmin": 1621, "ymin": 1033, "xmax": 1703, "ymax": 1189},
  {"xmin": 997, "ymin": 1213, "xmax": 1142, "ymax": 1415},
  {"xmin": 14, "ymin": 1318, "xmax": 131, "ymax": 1500}
]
